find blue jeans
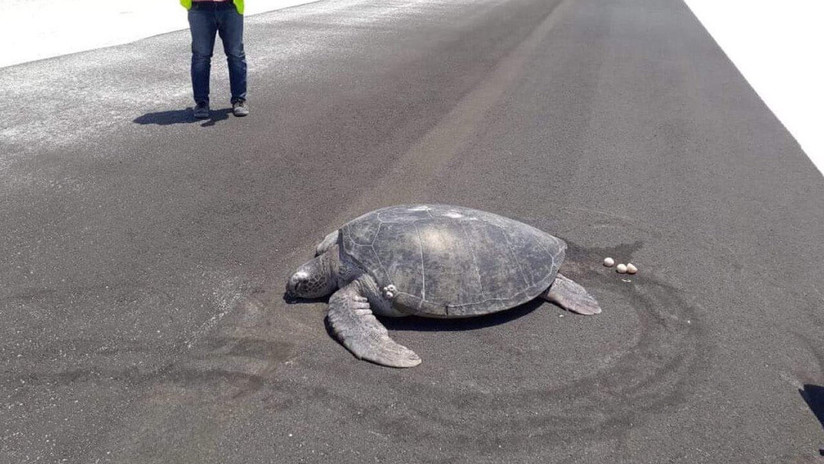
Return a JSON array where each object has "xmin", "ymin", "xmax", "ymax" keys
[{"xmin": 188, "ymin": 2, "xmax": 247, "ymax": 105}]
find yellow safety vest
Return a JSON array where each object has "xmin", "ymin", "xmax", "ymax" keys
[{"xmin": 180, "ymin": 0, "xmax": 244, "ymax": 15}]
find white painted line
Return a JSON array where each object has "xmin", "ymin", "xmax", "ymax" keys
[{"xmin": 684, "ymin": 0, "xmax": 824, "ymax": 176}]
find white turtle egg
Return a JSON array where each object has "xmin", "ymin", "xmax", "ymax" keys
[
  {"xmin": 603, "ymin": 257, "xmax": 615, "ymax": 267},
  {"xmin": 616, "ymin": 264, "xmax": 628, "ymax": 274},
  {"xmin": 626, "ymin": 263, "xmax": 638, "ymax": 274}
]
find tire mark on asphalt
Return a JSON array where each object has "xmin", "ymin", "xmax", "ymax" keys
[{"xmin": 323, "ymin": 0, "xmax": 572, "ymax": 230}]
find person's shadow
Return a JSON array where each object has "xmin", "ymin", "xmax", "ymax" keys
[
  {"xmin": 133, "ymin": 107, "xmax": 232, "ymax": 126},
  {"xmin": 800, "ymin": 384, "xmax": 824, "ymax": 456}
]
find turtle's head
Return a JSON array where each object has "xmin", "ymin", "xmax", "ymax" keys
[{"xmin": 286, "ymin": 250, "xmax": 338, "ymax": 299}]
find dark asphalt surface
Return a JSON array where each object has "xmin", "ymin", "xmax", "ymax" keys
[{"xmin": 2, "ymin": 0, "xmax": 824, "ymax": 462}]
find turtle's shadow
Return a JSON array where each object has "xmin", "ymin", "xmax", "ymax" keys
[
  {"xmin": 284, "ymin": 292, "xmax": 545, "ymax": 332},
  {"xmin": 381, "ymin": 300, "xmax": 544, "ymax": 332},
  {"xmin": 282, "ymin": 293, "xmax": 328, "ymax": 306}
]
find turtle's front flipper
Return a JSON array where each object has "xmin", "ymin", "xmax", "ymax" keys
[
  {"xmin": 326, "ymin": 282, "xmax": 422, "ymax": 368},
  {"xmin": 542, "ymin": 273, "xmax": 602, "ymax": 315}
]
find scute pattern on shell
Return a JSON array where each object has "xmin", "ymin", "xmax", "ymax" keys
[{"xmin": 340, "ymin": 205, "xmax": 566, "ymax": 317}]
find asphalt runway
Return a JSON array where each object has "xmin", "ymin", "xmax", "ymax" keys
[{"xmin": 2, "ymin": 0, "xmax": 824, "ymax": 462}]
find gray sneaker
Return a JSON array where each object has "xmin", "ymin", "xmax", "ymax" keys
[
  {"xmin": 232, "ymin": 100, "xmax": 249, "ymax": 117},
  {"xmin": 193, "ymin": 102, "xmax": 210, "ymax": 119}
]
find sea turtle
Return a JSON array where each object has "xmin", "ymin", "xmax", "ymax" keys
[{"xmin": 286, "ymin": 204, "xmax": 601, "ymax": 368}]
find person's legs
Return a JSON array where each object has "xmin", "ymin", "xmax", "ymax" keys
[
  {"xmin": 188, "ymin": 5, "xmax": 219, "ymax": 106},
  {"xmin": 216, "ymin": 4, "xmax": 247, "ymax": 105}
]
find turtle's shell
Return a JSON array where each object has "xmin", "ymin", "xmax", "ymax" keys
[{"xmin": 339, "ymin": 205, "xmax": 566, "ymax": 317}]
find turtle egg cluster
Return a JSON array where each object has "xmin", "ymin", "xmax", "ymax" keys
[{"xmin": 603, "ymin": 257, "xmax": 638, "ymax": 274}]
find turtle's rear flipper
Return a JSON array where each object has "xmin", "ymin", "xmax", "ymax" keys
[
  {"xmin": 327, "ymin": 282, "xmax": 422, "ymax": 368},
  {"xmin": 542, "ymin": 273, "xmax": 602, "ymax": 315}
]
